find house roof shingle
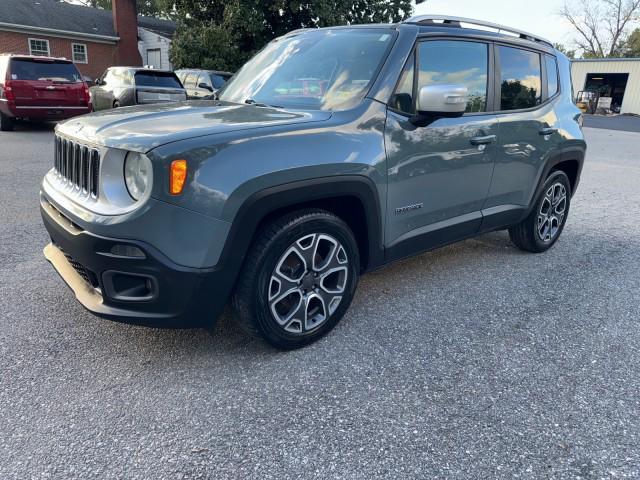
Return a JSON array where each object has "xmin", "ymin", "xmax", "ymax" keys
[{"xmin": 0, "ymin": 0, "xmax": 176, "ymax": 40}]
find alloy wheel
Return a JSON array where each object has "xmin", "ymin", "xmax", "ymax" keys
[
  {"xmin": 268, "ymin": 233, "xmax": 349, "ymax": 334},
  {"xmin": 537, "ymin": 182, "xmax": 567, "ymax": 242}
]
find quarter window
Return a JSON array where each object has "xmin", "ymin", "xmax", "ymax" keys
[
  {"xmin": 29, "ymin": 38, "xmax": 50, "ymax": 57},
  {"xmin": 72, "ymin": 43, "xmax": 88, "ymax": 64},
  {"xmin": 390, "ymin": 52, "xmax": 415, "ymax": 114},
  {"xmin": 545, "ymin": 54, "xmax": 559, "ymax": 98},
  {"xmin": 499, "ymin": 46, "xmax": 542, "ymax": 110}
]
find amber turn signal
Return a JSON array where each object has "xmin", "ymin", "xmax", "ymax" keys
[{"xmin": 170, "ymin": 159, "xmax": 187, "ymax": 195}]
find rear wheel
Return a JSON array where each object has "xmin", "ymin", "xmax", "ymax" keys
[
  {"xmin": 0, "ymin": 112, "xmax": 15, "ymax": 132},
  {"xmin": 509, "ymin": 170, "xmax": 571, "ymax": 253},
  {"xmin": 232, "ymin": 209, "xmax": 360, "ymax": 350},
  {"xmin": 113, "ymin": 101, "xmax": 120, "ymax": 109}
]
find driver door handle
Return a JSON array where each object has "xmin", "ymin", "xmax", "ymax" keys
[
  {"xmin": 539, "ymin": 127, "xmax": 558, "ymax": 136},
  {"xmin": 470, "ymin": 134, "xmax": 496, "ymax": 146}
]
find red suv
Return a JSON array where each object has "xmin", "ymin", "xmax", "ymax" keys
[{"xmin": 0, "ymin": 55, "xmax": 92, "ymax": 131}]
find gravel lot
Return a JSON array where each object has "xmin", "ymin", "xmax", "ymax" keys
[{"xmin": 1, "ymin": 123, "xmax": 639, "ymax": 479}]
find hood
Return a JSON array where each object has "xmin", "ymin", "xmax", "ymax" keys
[{"xmin": 56, "ymin": 101, "xmax": 333, "ymax": 152}]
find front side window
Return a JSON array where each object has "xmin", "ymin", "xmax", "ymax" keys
[
  {"xmin": 417, "ymin": 40, "xmax": 488, "ymax": 113},
  {"xmin": 499, "ymin": 45, "xmax": 542, "ymax": 110},
  {"xmin": 72, "ymin": 43, "xmax": 87, "ymax": 64},
  {"xmin": 183, "ymin": 73, "xmax": 197, "ymax": 88},
  {"xmin": 29, "ymin": 38, "xmax": 50, "ymax": 57},
  {"xmin": 197, "ymin": 74, "xmax": 211, "ymax": 89},
  {"xmin": 390, "ymin": 40, "xmax": 488, "ymax": 115},
  {"xmin": 545, "ymin": 54, "xmax": 559, "ymax": 98},
  {"xmin": 218, "ymin": 29, "xmax": 395, "ymax": 111},
  {"xmin": 210, "ymin": 73, "xmax": 228, "ymax": 89}
]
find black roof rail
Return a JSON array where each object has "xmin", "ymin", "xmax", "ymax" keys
[{"xmin": 404, "ymin": 14, "xmax": 554, "ymax": 48}]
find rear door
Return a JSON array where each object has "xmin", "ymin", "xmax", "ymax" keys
[
  {"xmin": 384, "ymin": 39, "xmax": 499, "ymax": 256},
  {"xmin": 485, "ymin": 45, "xmax": 564, "ymax": 213},
  {"xmin": 8, "ymin": 58, "xmax": 86, "ymax": 107}
]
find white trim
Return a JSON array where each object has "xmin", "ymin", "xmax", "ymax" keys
[
  {"xmin": 0, "ymin": 22, "xmax": 119, "ymax": 43},
  {"xmin": 28, "ymin": 37, "xmax": 50, "ymax": 57},
  {"xmin": 71, "ymin": 43, "xmax": 88, "ymax": 64}
]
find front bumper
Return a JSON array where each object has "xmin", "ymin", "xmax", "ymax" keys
[{"xmin": 41, "ymin": 196, "xmax": 231, "ymax": 328}]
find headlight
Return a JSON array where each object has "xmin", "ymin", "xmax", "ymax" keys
[{"xmin": 124, "ymin": 152, "xmax": 151, "ymax": 201}]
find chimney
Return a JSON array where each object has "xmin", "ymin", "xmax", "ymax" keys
[{"xmin": 112, "ymin": 0, "xmax": 142, "ymax": 66}]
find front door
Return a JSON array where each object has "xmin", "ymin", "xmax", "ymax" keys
[{"xmin": 384, "ymin": 39, "xmax": 498, "ymax": 259}]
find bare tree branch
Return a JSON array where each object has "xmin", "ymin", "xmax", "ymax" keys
[{"xmin": 561, "ymin": 0, "xmax": 640, "ymax": 57}]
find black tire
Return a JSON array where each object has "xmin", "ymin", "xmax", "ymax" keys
[
  {"xmin": 509, "ymin": 170, "xmax": 572, "ymax": 253},
  {"xmin": 0, "ymin": 112, "xmax": 15, "ymax": 132},
  {"xmin": 232, "ymin": 209, "xmax": 360, "ymax": 350}
]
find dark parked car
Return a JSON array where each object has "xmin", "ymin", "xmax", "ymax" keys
[
  {"xmin": 41, "ymin": 16, "xmax": 586, "ymax": 349},
  {"xmin": 175, "ymin": 69, "xmax": 233, "ymax": 99},
  {"xmin": 0, "ymin": 54, "xmax": 91, "ymax": 131},
  {"xmin": 90, "ymin": 67, "xmax": 186, "ymax": 110}
]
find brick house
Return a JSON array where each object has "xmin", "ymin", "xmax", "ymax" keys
[{"xmin": 0, "ymin": 0, "xmax": 176, "ymax": 80}]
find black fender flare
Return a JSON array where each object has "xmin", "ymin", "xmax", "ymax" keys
[{"xmin": 216, "ymin": 175, "xmax": 385, "ymax": 290}]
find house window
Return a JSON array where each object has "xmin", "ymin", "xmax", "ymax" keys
[
  {"xmin": 72, "ymin": 43, "xmax": 88, "ymax": 64},
  {"xmin": 29, "ymin": 38, "xmax": 50, "ymax": 57}
]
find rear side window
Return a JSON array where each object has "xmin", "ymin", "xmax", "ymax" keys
[
  {"xmin": 134, "ymin": 71, "xmax": 182, "ymax": 88},
  {"xmin": 545, "ymin": 54, "xmax": 559, "ymax": 98},
  {"xmin": 9, "ymin": 59, "xmax": 81, "ymax": 82},
  {"xmin": 498, "ymin": 46, "xmax": 542, "ymax": 110}
]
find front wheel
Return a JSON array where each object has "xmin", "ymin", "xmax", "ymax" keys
[
  {"xmin": 509, "ymin": 170, "xmax": 572, "ymax": 253},
  {"xmin": 232, "ymin": 209, "xmax": 360, "ymax": 350}
]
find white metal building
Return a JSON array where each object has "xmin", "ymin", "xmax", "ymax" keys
[{"xmin": 571, "ymin": 58, "xmax": 640, "ymax": 114}]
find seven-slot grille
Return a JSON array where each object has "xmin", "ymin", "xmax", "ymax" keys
[{"xmin": 54, "ymin": 135, "xmax": 100, "ymax": 197}]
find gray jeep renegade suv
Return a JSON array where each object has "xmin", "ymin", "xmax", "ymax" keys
[{"xmin": 41, "ymin": 16, "xmax": 586, "ymax": 349}]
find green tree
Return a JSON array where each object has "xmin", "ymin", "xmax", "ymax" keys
[
  {"xmin": 622, "ymin": 28, "xmax": 640, "ymax": 56},
  {"xmin": 169, "ymin": 0, "xmax": 413, "ymax": 71},
  {"xmin": 554, "ymin": 43, "xmax": 576, "ymax": 59},
  {"xmin": 68, "ymin": 0, "xmax": 172, "ymax": 18}
]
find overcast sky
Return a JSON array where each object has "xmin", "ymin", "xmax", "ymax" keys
[{"xmin": 413, "ymin": 0, "xmax": 575, "ymax": 48}]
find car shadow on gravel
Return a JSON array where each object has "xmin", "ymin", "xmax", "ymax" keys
[
  {"xmin": 5, "ymin": 120, "xmax": 57, "ymax": 132},
  {"xmin": 79, "ymin": 230, "xmax": 523, "ymax": 359}
]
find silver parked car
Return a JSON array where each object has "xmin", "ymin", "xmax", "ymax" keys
[
  {"xmin": 175, "ymin": 69, "xmax": 233, "ymax": 100},
  {"xmin": 90, "ymin": 67, "xmax": 186, "ymax": 110}
]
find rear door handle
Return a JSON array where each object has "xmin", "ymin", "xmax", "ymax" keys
[
  {"xmin": 539, "ymin": 127, "xmax": 558, "ymax": 136},
  {"xmin": 470, "ymin": 134, "xmax": 496, "ymax": 146}
]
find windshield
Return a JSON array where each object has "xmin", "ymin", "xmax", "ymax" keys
[
  {"xmin": 134, "ymin": 71, "xmax": 182, "ymax": 88},
  {"xmin": 9, "ymin": 59, "xmax": 81, "ymax": 83},
  {"xmin": 218, "ymin": 29, "xmax": 395, "ymax": 111}
]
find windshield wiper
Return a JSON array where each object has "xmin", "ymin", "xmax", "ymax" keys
[{"xmin": 244, "ymin": 98, "xmax": 282, "ymax": 108}]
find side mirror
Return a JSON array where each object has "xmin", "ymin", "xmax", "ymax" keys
[
  {"xmin": 416, "ymin": 84, "xmax": 468, "ymax": 116},
  {"xmin": 95, "ymin": 79, "xmax": 103, "ymax": 86},
  {"xmin": 198, "ymin": 83, "xmax": 213, "ymax": 92}
]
